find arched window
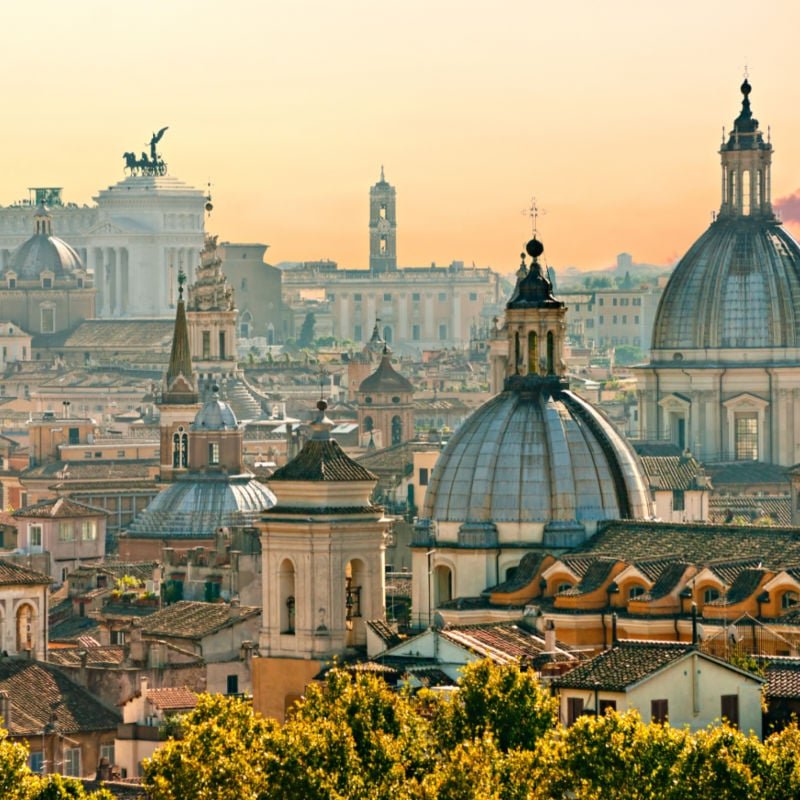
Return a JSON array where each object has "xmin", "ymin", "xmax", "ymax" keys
[
  {"xmin": 782, "ymin": 591, "xmax": 799, "ymax": 610},
  {"xmin": 628, "ymin": 584, "xmax": 645, "ymax": 600},
  {"xmin": 363, "ymin": 416, "xmax": 374, "ymax": 433},
  {"xmin": 279, "ymin": 559, "xmax": 296, "ymax": 634},
  {"xmin": 16, "ymin": 604, "xmax": 34, "ymax": 653},
  {"xmin": 172, "ymin": 427, "xmax": 188, "ymax": 468},
  {"xmin": 547, "ymin": 331, "xmax": 555, "ymax": 375},
  {"xmin": 557, "ymin": 582, "xmax": 573, "ymax": 593},
  {"xmin": 514, "ymin": 331, "xmax": 521, "ymax": 374},
  {"xmin": 433, "ymin": 565, "xmax": 453, "ymax": 607},
  {"xmin": 346, "ymin": 560, "xmax": 367, "ymax": 647},
  {"xmin": 391, "ymin": 415, "xmax": 402, "ymax": 445},
  {"xmin": 528, "ymin": 331, "xmax": 538, "ymax": 375},
  {"xmin": 239, "ymin": 310, "xmax": 253, "ymax": 339}
]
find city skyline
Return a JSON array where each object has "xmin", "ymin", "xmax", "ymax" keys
[{"xmin": 4, "ymin": 0, "xmax": 800, "ymax": 272}]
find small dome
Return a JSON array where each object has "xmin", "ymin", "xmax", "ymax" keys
[
  {"xmin": 125, "ymin": 474, "xmax": 275, "ymax": 538},
  {"xmin": 651, "ymin": 217, "xmax": 800, "ymax": 353},
  {"xmin": 192, "ymin": 389, "xmax": 238, "ymax": 430},
  {"xmin": 358, "ymin": 351, "xmax": 414, "ymax": 394},
  {"xmin": 423, "ymin": 388, "xmax": 651, "ymax": 527},
  {"xmin": 8, "ymin": 206, "xmax": 83, "ymax": 280}
]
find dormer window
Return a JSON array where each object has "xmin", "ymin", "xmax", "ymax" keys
[
  {"xmin": 7, "ymin": 275, "xmax": 16, "ymax": 289},
  {"xmin": 42, "ymin": 277, "xmax": 52, "ymax": 289}
]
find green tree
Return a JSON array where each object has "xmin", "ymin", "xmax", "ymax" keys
[{"xmin": 298, "ymin": 312, "xmax": 316, "ymax": 348}]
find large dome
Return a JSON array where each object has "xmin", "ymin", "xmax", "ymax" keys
[
  {"xmin": 651, "ymin": 217, "xmax": 800, "ymax": 353},
  {"xmin": 125, "ymin": 474, "xmax": 275, "ymax": 539},
  {"xmin": 423, "ymin": 387, "xmax": 651, "ymax": 529},
  {"xmin": 8, "ymin": 206, "xmax": 83, "ymax": 280}
]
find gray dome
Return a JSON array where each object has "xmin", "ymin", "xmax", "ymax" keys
[
  {"xmin": 192, "ymin": 397, "xmax": 238, "ymax": 430},
  {"xmin": 125, "ymin": 474, "xmax": 275, "ymax": 538},
  {"xmin": 9, "ymin": 234, "xmax": 83, "ymax": 280},
  {"xmin": 652, "ymin": 217, "xmax": 800, "ymax": 353},
  {"xmin": 423, "ymin": 388, "xmax": 651, "ymax": 526}
]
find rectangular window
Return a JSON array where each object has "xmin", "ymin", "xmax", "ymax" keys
[
  {"xmin": 63, "ymin": 747, "xmax": 81, "ymax": 777},
  {"xmin": 383, "ymin": 293, "xmax": 392, "ymax": 302},
  {"xmin": 42, "ymin": 278, "xmax": 52, "ymax": 289},
  {"xmin": 111, "ymin": 630, "xmax": 126, "ymax": 645},
  {"xmin": 40, "ymin": 307, "xmax": 55, "ymax": 333},
  {"xmin": 612, "ymin": 298, "xmax": 618, "ymax": 306},
  {"xmin": 469, "ymin": 292, "xmax": 477, "ymax": 301},
  {"xmin": 354, "ymin": 324, "xmax": 362, "ymax": 341},
  {"xmin": 29, "ymin": 524, "xmax": 42, "ymax": 549},
  {"xmin": 379, "ymin": 204, "xmax": 387, "ymax": 219},
  {"xmin": 82, "ymin": 521, "xmax": 96, "ymax": 541},
  {"xmin": 586, "ymin": 319, "xmax": 594, "ymax": 329},
  {"xmin": 633, "ymin": 297, "xmax": 642, "ymax": 306},
  {"xmin": 439, "ymin": 324, "xmax": 447, "ymax": 341},
  {"xmin": 219, "ymin": 331, "xmax": 226, "ymax": 360},
  {"xmin": 651, "ymin": 699, "xmax": 669, "ymax": 724},
  {"xmin": 68, "ymin": 427, "xmax": 80, "ymax": 445},
  {"xmin": 412, "ymin": 292, "xmax": 420, "ymax": 302},
  {"xmin": 599, "ymin": 298, "xmax": 604, "ymax": 306},
  {"xmin": 613, "ymin": 315, "xmax": 618, "ymax": 324},
  {"xmin": 721, "ymin": 694, "xmax": 739, "ymax": 727},
  {"xmin": 327, "ymin": 293, "xmax": 335, "ymax": 301},
  {"xmin": 735, "ymin": 414, "xmax": 758, "ymax": 461},
  {"xmin": 419, "ymin": 467, "xmax": 429, "ymax": 486},
  {"xmin": 353, "ymin": 293, "xmax": 362, "ymax": 302},
  {"xmin": 209, "ymin": 442, "xmax": 220, "ymax": 465},
  {"xmin": 29, "ymin": 751, "xmax": 44, "ymax": 774},
  {"xmin": 380, "ymin": 236, "xmax": 387, "ymax": 255},
  {"xmin": 622, "ymin": 315, "xmax": 627, "ymax": 324},
  {"xmin": 599, "ymin": 699, "xmax": 617, "ymax": 714},
  {"xmin": 227, "ymin": 674, "xmax": 239, "ymax": 695},
  {"xmin": 100, "ymin": 744, "xmax": 115, "ymax": 766},
  {"xmin": 599, "ymin": 316, "xmax": 604, "ymax": 325},
  {"xmin": 672, "ymin": 490, "xmax": 685, "ymax": 511},
  {"xmin": 635, "ymin": 315, "xmax": 640, "ymax": 324},
  {"xmin": 438, "ymin": 292, "xmax": 447, "ymax": 302},
  {"xmin": 202, "ymin": 331, "xmax": 211, "ymax": 360},
  {"xmin": 567, "ymin": 697, "xmax": 584, "ymax": 725},
  {"xmin": 117, "ymin": 450, "xmax": 126, "ymax": 458},
  {"xmin": 59, "ymin": 522, "xmax": 74, "ymax": 542},
  {"xmin": 412, "ymin": 324, "xmax": 421, "ymax": 341}
]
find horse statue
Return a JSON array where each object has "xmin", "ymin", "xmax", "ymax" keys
[{"xmin": 122, "ymin": 152, "xmax": 139, "ymax": 175}]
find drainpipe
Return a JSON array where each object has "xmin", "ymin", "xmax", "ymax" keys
[
  {"xmin": 611, "ymin": 613, "xmax": 618, "ymax": 647},
  {"xmin": 691, "ymin": 602, "xmax": 698, "ymax": 645},
  {"xmin": 593, "ymin": 680, "xmax": 600, "ymax": 718}
]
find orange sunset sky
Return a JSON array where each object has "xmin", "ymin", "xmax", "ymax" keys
[{"xmin": 4, "ymin": 0, "xmax": 800, "ymax": 273}]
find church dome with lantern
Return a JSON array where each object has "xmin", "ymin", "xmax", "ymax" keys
[
  {"xmin": 8, "ymin": 205, "xmax": 84, "ymax": 280},
  {"xmin": 639, "ymin": 78, "xmax": 800, "ymax": 467}
]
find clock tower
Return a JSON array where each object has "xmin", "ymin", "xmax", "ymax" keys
[{"xmin": 369, "ymin": 166, "xmax": 397, "ymax": 273}]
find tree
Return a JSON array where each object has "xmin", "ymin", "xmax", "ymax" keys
[{"xmin": 298, "ymin": 312, "xmax": 316, "ymax": 348}]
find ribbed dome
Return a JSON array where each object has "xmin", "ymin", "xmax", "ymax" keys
[
  {"xmin": 192, "ymin": 397, "xmax": 238, "ymax": 430},
  {"xmin": 652, "ymin": 217, "xmax": 800, "ymax": 352},
  {"xmin": 9, "ymin": 233, "xmax": 83, "ymax": 280},
  {"xmin": 423, "ymin": 388, "xmax": 651, "ymax": 526},
  {"xmin": 125, "ymin": 474, "xmax": 275, "ymax": 538}
]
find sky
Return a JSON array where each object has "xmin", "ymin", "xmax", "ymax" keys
[{"xmin": 3, "ymin": 0, "xmax": 800, "ymax": 272}]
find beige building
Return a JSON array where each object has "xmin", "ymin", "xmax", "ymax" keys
[{"xmin": 0, "ymin": 322, "xmax": 31, "ymax": 369}]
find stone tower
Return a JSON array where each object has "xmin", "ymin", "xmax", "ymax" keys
[
  {"xmin": 368, "ymin": 167, "xmax": 397, "ymax": 273},
  {"xmin": 158, "ymin": 271, "xmax": 200, "ymax": 482}
]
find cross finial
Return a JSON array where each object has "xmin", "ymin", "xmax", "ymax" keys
[
  {"xmin": 743, "ymin": 63, "xmax": 749, "ymax": 80},
  {"xmin": 380, "ymin": 164, "xmax": 385, "ymax": 182},
  {"xmin": 521, "ymin": 196, "xmax": 543, "ymax": 238}
]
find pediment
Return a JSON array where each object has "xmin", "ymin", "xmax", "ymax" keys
[{"xmin": 722, "ymin": 392, "xmax": 769, "ymax": 411}]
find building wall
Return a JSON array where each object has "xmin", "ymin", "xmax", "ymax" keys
[{"xmin": 252, "ymin": 656, "xmax": 322, "ymax": 722}]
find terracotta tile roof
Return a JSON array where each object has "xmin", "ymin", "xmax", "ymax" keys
[
  {"xmin": 365, "ymin": 620, "xmax": 402, "ymax": 648},
  {"xmin": 141, "ymin": 601, "xmax": 259, "ymax": 640},
  {"xmin": 13, "ymin": 496, "xmax": 107, "ymax": 519},
  {"xmin": 488, "ymin": 552, "xmax": 547, "ymax": 594},
  {"xmin": 709, "ymin": 495, "xmax": 792, "ymax": 526},
  {"xmin": 558, "ymin": 560, "xmax": 616, "ymax": 596},
  {"xmin": 23, "ymin": 460, "xmax": 158, "ymax": 481},
  {"xmin": 640, "ymin": 455, "xmax": 706, "ymax": 491},
  {"xmin": 638, "ymin": 562, "xmax": 691, "ymax": 601},
  {"xmin": 632, "ymin": 442, "xmax": 684, "ymax": 457},
  {"xmin": 578, "ymin": 521, "xmax": 800, "ymax": 572},
  {"xmin": 705, "ymin": 568, "xmax": 768, "ymax": 607},
  {"xmin": 0, "ymin": 659, "xmax": 120, "ymax": 736},
  {"xmin": 764, "ymin": 659, "xmax": 800, "ymax": 698},
  {"xmin": 439, "ymin": 622, "xmax": 575, "ymax": 665},
  {"xmin": 552, "ymin": 641, "xmax": 695, "ymax": 691},
  {"xmin": 706, "ymin": 462, "xmax": 789, "ymax": 488},
  {"xmin": 269, "ymin": 439, "xmax": 377, "ymax": 482},
  {"xmin": 48, "ymin": 616, "xmax": 101, "ymax": 644},
  {"xmin": 0, "ymin": 559, "xmax": 50, "ymax": 586},
  {"xmin": 146, "ymin": 686, "xmax": 198, "ymax": 711},
  {"xmin": 48, "ymin": 646, "xmax": 126, "ymax": 668},
  {"xmin": 404, "ymin": 667, "xmax": 456, "ymax": 687}
]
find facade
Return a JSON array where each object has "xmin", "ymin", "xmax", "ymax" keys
[
  {"xmin": 11, "ymin": 497, "xmax": 106, "ymax": 584},
  {"xmin": 0, "ymin": 559, "xmax": 50, "ymax": 659},
  {"xmin": 0, "ymin": 169, "xmax": 206, "ymax": 319},
  {"xmin": 638, "ymin": 80, "xmax": 800, "ymax": 466},
  {"xmin": 413, "ymin": 238, "xmax": 652, "ymax": 627},
  {"xmin": 0, "ymin": 322, "xmax": 31, "ymax": 369},
  {"xmin": 553, "ymin": 641, "xmax": 764, "ymax": 736},
  {"xmin": 0, "ymin": 205, "xmax": 95, "ymax": 336},
  {"xmin": 281, "ymin": 170, "xmax": 501, "ymax": 351},
  {"xmin": 254, "ymin": 400, "xmax": 390, "ymax": 720}
]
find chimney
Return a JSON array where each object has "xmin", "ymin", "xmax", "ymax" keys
[
  {"xmin": 544, "ymin": 619, "xmax": 556, "ymax": 652},
  {"xmin": 0, "ymin": 690, "xmax": 10, "ymax": 727},
  {"xmin": 611, "ymin": 613, "xmax": 618, "ymax": 646},
  {"xmin": 139, "ymin": 675, "xmax": 148, "ymax": 697}
]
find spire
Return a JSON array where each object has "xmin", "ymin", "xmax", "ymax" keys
[
  {"xmin": 380, "ymin": 164, "xmax": 385, "ymax": 183},
  {"xmin": 507, "ymin": 239, "xmax": 563, "ymax": 310},
  {"xmin": 163, "ymin": 269, "xmax": 198, "ymax": 404}
]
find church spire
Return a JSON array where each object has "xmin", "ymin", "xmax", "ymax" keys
[{"xmin": 163, "ymin": 269, "xmax": 198, "ymax": 404}]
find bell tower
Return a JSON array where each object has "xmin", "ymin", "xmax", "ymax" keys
[{"xmin": 369, "ymin": 166, "xmax": 397, "ymax": 273}]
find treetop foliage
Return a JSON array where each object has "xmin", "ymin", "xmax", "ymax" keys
[{"xmin": 139, "ymin": 659, "xmax": 800, "ymax": 800}]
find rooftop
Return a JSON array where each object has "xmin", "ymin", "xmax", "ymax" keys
[{"xmin": 140, "ymin": 601, "xmax": 259, "ymax": 640}]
